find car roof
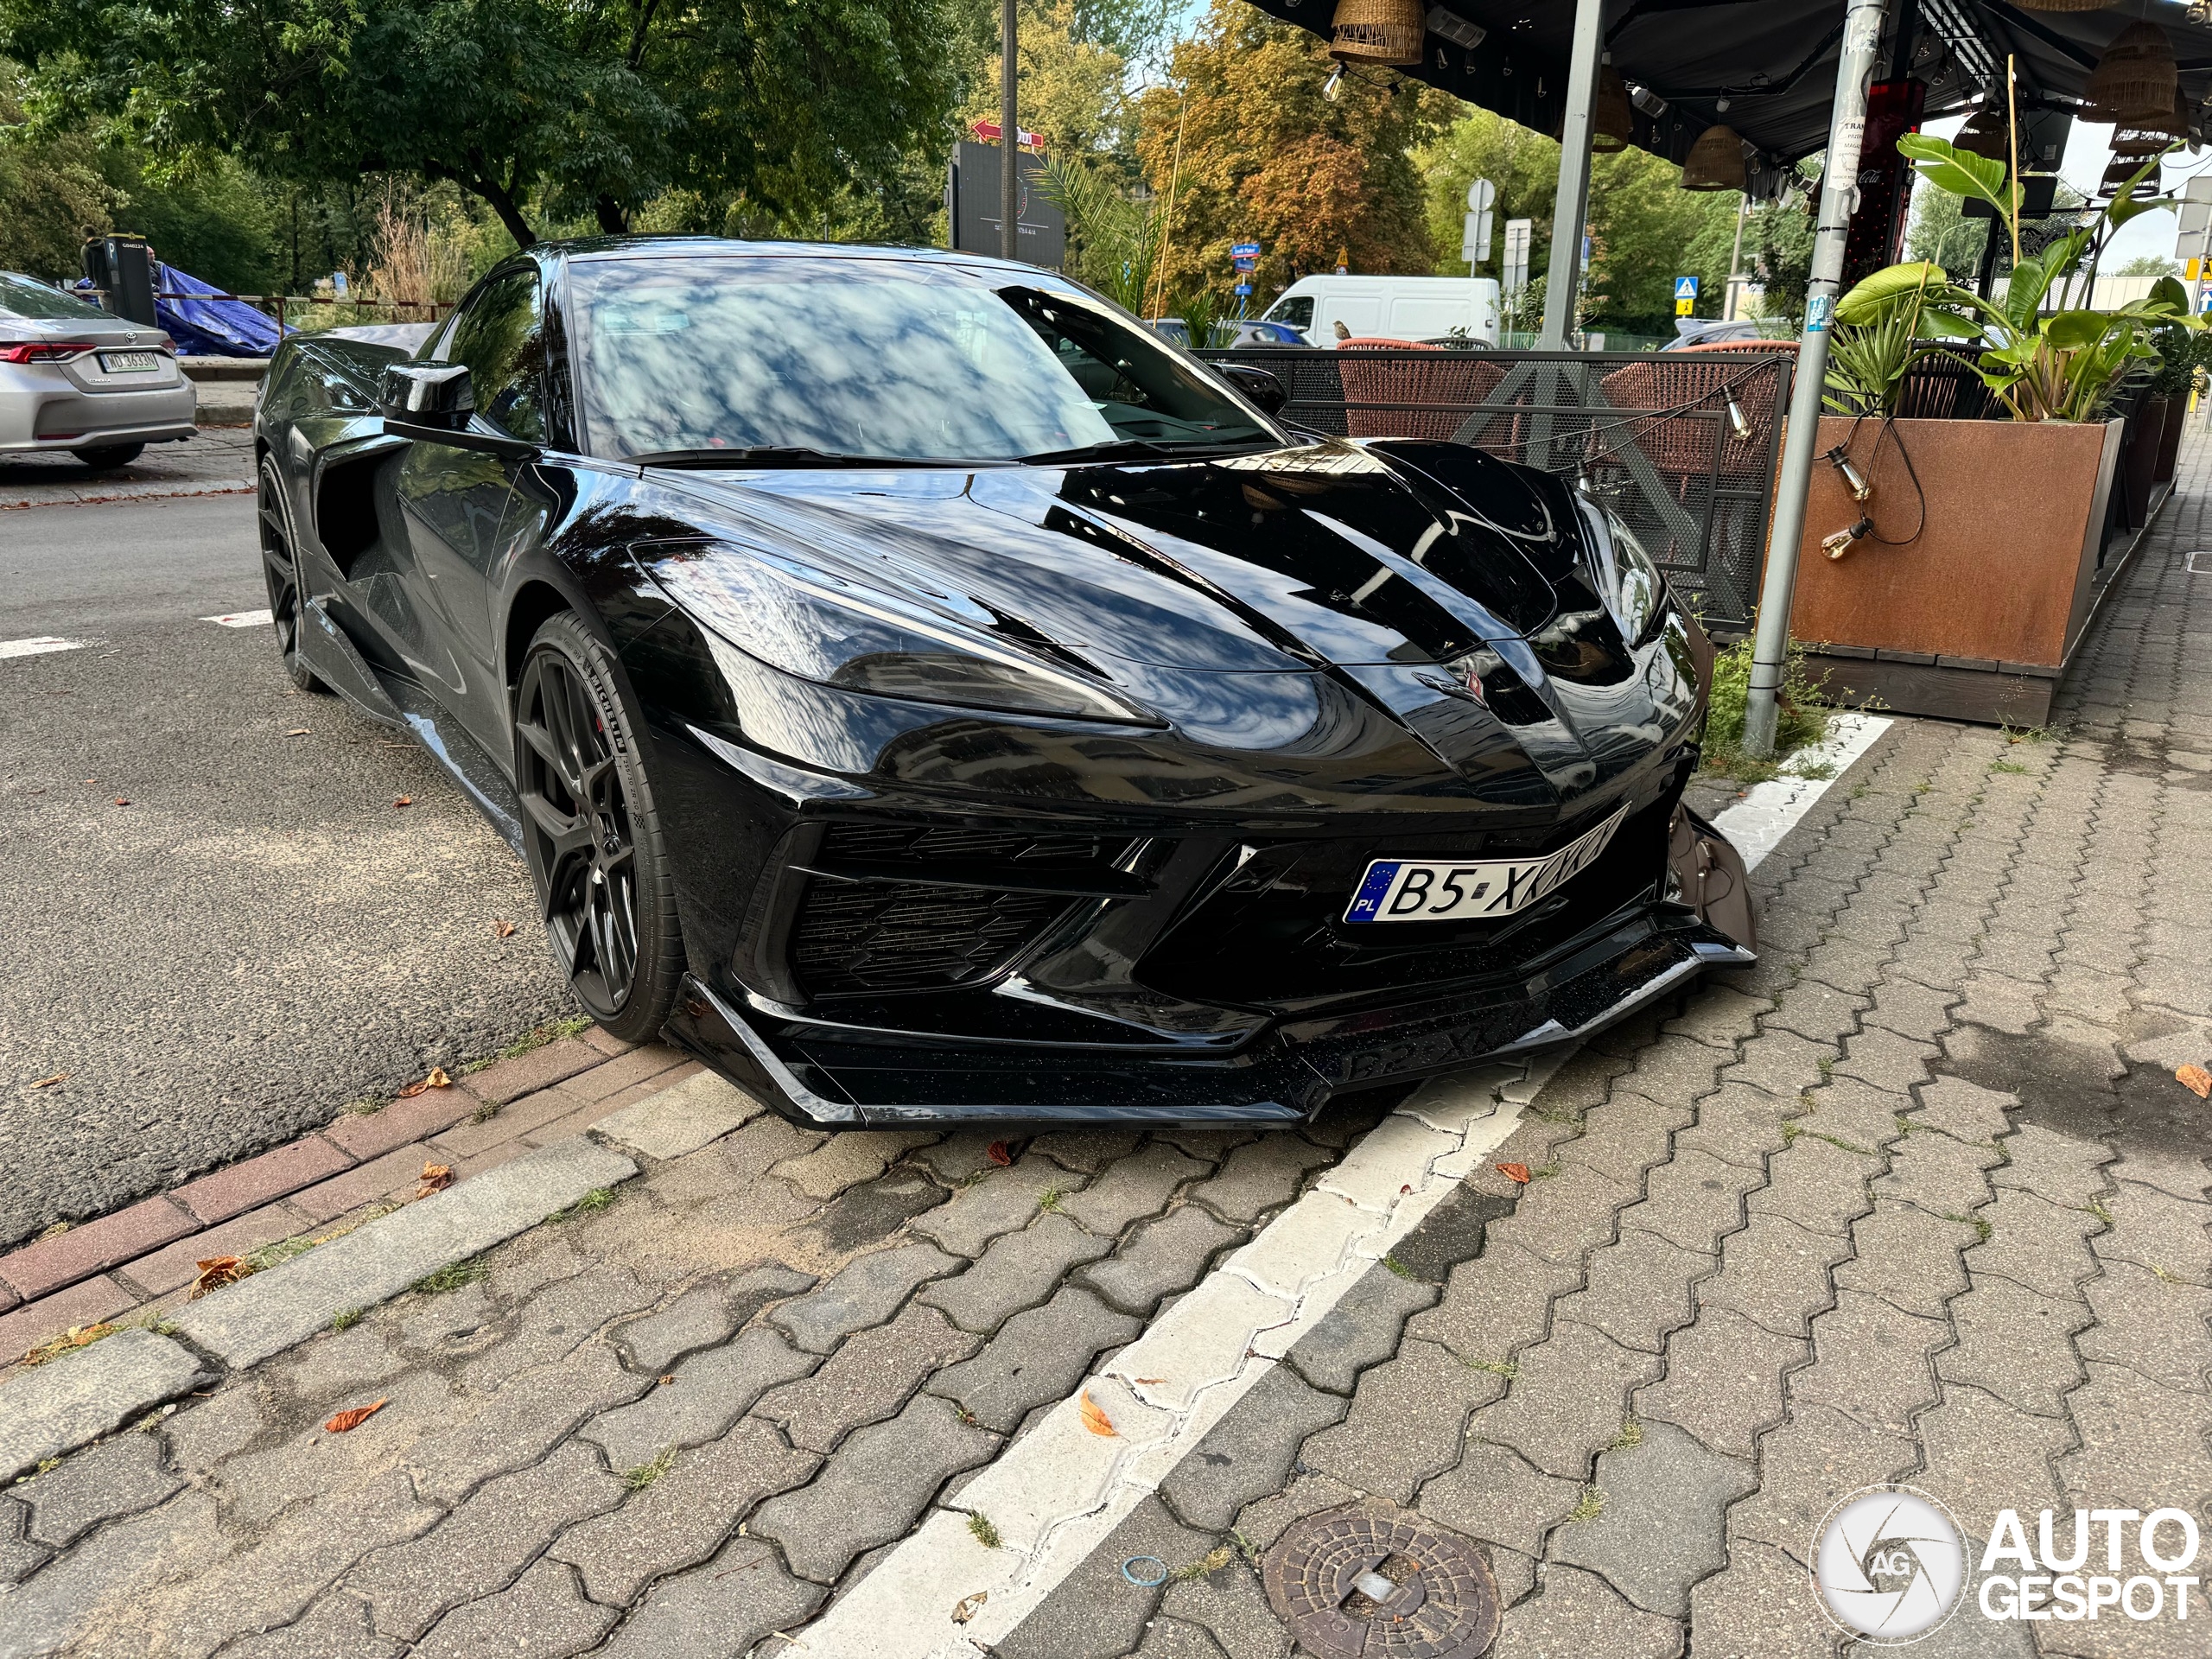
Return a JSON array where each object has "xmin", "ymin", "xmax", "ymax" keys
[{"xmin": 541, "ymin": 236, "xmax": 1039, "ymax": 280}]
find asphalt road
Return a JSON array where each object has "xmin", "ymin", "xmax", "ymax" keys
[{"xmin": 0, "ymin": 493, "xmax": 575, "ymax": 1249}]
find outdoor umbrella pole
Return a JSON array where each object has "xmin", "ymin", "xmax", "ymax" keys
[
  {"xmin": 1001, "ymin": 0, "xmax": 1020, "ymax": 263},
  {"xmin": 1742, "ymin": 0, "xmax": 1893, "ymax": 759}
]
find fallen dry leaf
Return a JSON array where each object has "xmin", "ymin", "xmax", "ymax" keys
[
  {"xmin": 284, "ymin": 728, "xmax": 312, "ymax": 737},
  {"xmin": 1496, "ymin": 1162, "xmax": 1532, "ymax": 1185},
  {"xmin": 951, "ymin": 1591, "xmax": 988, "ymax": 1624},
  {"xmin": 113, "ymin": 798, "xmax": 130, "ymax": 807},
  {"xmin": 416, "ymin": 1162, "xmax": 454, "ymax": 1197},
  {"xmin": 658, "ymin": 1375, "xmax": 676, "ymax": 1387},
  {"xmin": 1133, "ymin": 1376, "xmax": 1166, "ymax": 1386},
  {"xmin": 323, "ymin": 1398, "xmax": 388, "ymax": 1434},
  {"xmin": 2179, "ymin": 1064, "xmax": 2212, "ymax": 1100},
  {"xmin": 29, "ymin": 1073, "xmax": 66, "ymax": 1089},
  {"xmin": 1078, "ymin": 1390, "xmax": 1117, "ymax": 1438},
  {"xmin": 986, "ymin": 1140, "xmax": 1014, "ymax": 1167},
  {"xmin": 190, "ymin": 1255, "xmax": 249, "ymax": 1299},
  {"xmin": 1400, "ymin": 1183, "xmax": 1413, "ymax": 1195},
  {"xmin": 393, "ymin": 796, "xmax": 413, "ymax": 808},
  {"xmin": 491, "ymin": 918, "xmax": 518, "ymax": 939},
  {"xmin": 396, "ymin": 1067, "xmax": 452, "ymax": 1099}
]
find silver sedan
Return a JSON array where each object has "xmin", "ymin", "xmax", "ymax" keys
[{"xmin": 0, "ymin": 270, "xmax": 197, "ymax": 469}]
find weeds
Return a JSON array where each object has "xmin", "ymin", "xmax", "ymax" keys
[
  {"xmin": 548, "ymin": 1188, "xmax": 617, "ymax": 1224},
  {"xmin": 1991, "ymin": 760, "xmax": 2029, "ymax": 776},
  {"xmin": 1567, "ymin": 1485, "xmax": 1605, "ymax": 1523},
  {"xmin": 1382, "ymin": 1254, "xmax": 1417, "ymax": 1280},
  {"xmin": 411, "ymin": 1257, "xmax": 486, "ymax": 1295},
  {"xmin": 21, "ymin": 1322, "xmax": 118, "ymax": 1368},
  {"xmin": 1609, "ymin": 1419, "xmax": 1643, "ymax": 1451},
  {"xmin": 622, "ymin": 1447, "xmax": 676, "ymax": 1491},
  {"xmin": 460, "ymin": 1016, "xmax": 593, "ymax": 1077},
  {"xmin": 1460, "ymin": 1356, "xmax": 1519, "ymax": 1380},
  {"xmin": 1700, "ymin": 639, "xmax": 1834, "ymax": 783},
  {"xmin": 967, "ymin": 1512, "xmax": 1002, "ymax": 1549},
  {"xmin": 1037, "ymin": 1186, "xmax": 1065, "ymax": 1215},
  {"xmin": 245, "ymin": 1236, "xmax": 320, "ymax": 1273},
  {"xmin": 1172, "ymin": 1546, "xmax": 1236, "ymax": 1581},
  {"xmin": 330, "ymin": 1307, "xmax": 364, "ymax": 1332}
]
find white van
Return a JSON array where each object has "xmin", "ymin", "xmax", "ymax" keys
[{"xmin": 1260, "ymin": 276, "xmax": 1501, "ymax": 346}]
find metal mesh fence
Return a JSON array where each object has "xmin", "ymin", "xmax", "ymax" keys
[{"xmin": 1199, "ymin": 346, "xmax": 1795, "ymax": 633}]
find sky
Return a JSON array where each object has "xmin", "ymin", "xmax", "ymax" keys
[{"xmin": 1916, "ymin": 112, "xmax": 2205, "ymax": 273}]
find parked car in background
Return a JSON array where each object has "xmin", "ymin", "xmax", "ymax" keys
[
  {"xmin": 1141, "ymin": 319, "xmax": 1304, "ymax": 349},
  {"xmin": 0, "ymin": 270, "xmax": 196, "ymax": 468},
  {"xmin": 1261, "ymin": 275, "xmax": 1501, "ymax": 347}
]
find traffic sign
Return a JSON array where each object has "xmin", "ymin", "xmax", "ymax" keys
[
  {"xmin": 1502, "ymin": 219, "xmax": 1533, "ymax": 295},
  {"xmin": 1675, "ymin": 276, "xmax": 1700, "ymax": 301},
  {"xmin": 1231, "ymin": 241, "xmax": 1261, "ymax": 257},
  {"xmin": 1234, "ymin": 283, "xmax": 1252, "ymax": 296}
]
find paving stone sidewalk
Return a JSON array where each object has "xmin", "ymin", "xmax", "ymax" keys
[{"xmin": 1, "ymin": 453, "xmax": 2204, "ymax": 1657}]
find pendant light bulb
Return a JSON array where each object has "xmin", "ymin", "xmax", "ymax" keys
[{"xmin": 1324, "ymin": 64, "xmax": 1345, "ymax": 101}]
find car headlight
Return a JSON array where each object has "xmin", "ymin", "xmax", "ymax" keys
[
  {"xmin": 643, "ymin": 543, "xmax": 1157, "ymax": 725},
  {"xmin": 1580, "ymin": 500, "xmax": 1668, "ymax": 645}
]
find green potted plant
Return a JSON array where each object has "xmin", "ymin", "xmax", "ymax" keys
[
  {"xmin": 1778, "ymin": 136, "xmax": 2196, "ymax": 726},
  {"xmin": 2147, "ymin": 321, "xmax": 2212, "ymax": 483}
]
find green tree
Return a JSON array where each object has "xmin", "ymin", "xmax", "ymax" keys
[
  {"xmin": 1416, "ymin": 105, "xmax": 1742, "ymax": 335},
  {"xmin": 1134, "ymin": 0, "xmax": 1452, "ymax": 310},
  {"xmin": 103, "ymin": 151, "xmax": 284, "ymax": 294},
  {"xmin": 2, "ymin": 0, "xmax": 963, "ymax": 248},
  {"xmin": 1, "ymin": 67, "xmax": 116, "ymax": 278}
]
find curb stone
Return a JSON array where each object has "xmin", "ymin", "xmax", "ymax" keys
[
  {"xmin": 173, "ymin": 1136, "xmax": 638, "ymax": 1369},
  {"xmin": 0, "ymin": 1331, "xmax": 214, "ymax": 1483},
  {"xmin": 0, "ymin": 1135, "xmax": 639, "ymax": 1482}
]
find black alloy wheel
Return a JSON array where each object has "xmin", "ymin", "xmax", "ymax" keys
[
  {"xmin": 257, "ymin": 455, "xmax": 324, "ymax": 693},
  {"xmin": 513, "ymin": 613, "xmax": 683, "ymax": 1040}
]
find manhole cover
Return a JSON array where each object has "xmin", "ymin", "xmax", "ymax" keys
[{"xmin": 1262, "ymin": 1499, "xmax": 1500, "ymax": 1657}]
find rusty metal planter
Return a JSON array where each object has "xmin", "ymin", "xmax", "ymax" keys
[{"xmin": 1785, "ymin": 415, "xmax": 2130, "ymax": 726}]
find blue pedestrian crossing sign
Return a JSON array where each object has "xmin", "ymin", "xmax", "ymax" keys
[{"xmin": 1675, "ymin": 274, "xmax": 1700, "ymax": 316}]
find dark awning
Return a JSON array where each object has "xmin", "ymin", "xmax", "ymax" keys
[{"xmin": 1240, "ymin": 0, "xmax": 2212, "ymax": 185}]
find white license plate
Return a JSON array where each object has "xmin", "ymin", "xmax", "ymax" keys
[
  {"xmin": 98, "ymin": 350, "xmax": 160, "ymax": 373},
  {"xmin": 1344, "ymin": 804, "xmax": 1630, "ymax": 924}
]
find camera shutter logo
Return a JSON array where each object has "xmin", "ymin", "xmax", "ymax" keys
[{"xmin": 1813, "ymin": 1486, "xmax": 1969, "ymax": 1643}]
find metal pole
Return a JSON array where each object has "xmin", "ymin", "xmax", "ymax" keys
[
  {"xmin": 1741, "ymin": 0, "xmax": 1892, "ymax": 759},
  {"xmin": 1538, "ymin": 0, "xmax": 1606, "ymax": 349},
  {"xmin": 1723, "ymin": 195, "xmax": 1748, "ymax": 321},
  {"xmin": 1001, "ymin": 0, "xmax": 1020, "ymax": 264}
]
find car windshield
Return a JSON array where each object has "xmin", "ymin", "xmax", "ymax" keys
[
  {"xmin": 0, "ymin": 271, "xmax": 110, "ymax": 321},
  {"xmin": 568, "ymin": 255, "xmax": 1281, "ymax": 464}
]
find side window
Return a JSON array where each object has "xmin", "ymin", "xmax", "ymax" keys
[
  {"xmin": 1268, "ymin": 296, "xmax": 1313, "ymax": 330},
  {"xmin": 439, "ymin": 267, "xmax": 545, "ymax": 442}
]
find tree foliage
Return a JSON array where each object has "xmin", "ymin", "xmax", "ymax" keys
[
  {"xmin": 0, "ymin": 0, "xmax": 963, "ymax": 246},
  {"xmin": 1133, "ymin": 0, "xmax": 1451, "ymax": 312},
  {"xmin": 1415, "ymin": 104, "xmax": 1745, "ymax": 336}
]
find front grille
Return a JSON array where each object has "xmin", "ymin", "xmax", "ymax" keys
[{"xmin": 792, "ymin": 880, "xmax": 1074, "ymax": 995}]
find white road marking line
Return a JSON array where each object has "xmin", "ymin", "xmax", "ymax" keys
[
  {"xmin": 0, "ymin": 636, "xmax": 90, "ymax": 660},
  {"xmin": 793, "ymin": 716, "xmax": 1891, "ymax": 1655},
  {"xmin": 2185, "ymin": 550, "xmax": 2211, "ymax": 574},
  {"xmin": 202, "ymin": 608, "xmax": 274, "ymax": 628},
  {"xmin": 1710, "ymin": 710, "xmax": 1892, "ymax": 871}
]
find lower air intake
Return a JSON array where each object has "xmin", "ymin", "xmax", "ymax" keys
[{"xmin": 792, "ymin": 880, "xmax": 1074, "ymax": 995}]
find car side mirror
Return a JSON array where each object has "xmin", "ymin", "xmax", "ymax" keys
[
  {"xmin": 1218, "ymin": 363, "xmax": 1288, "ymax": 416},
  {"xmin": 379, "ymin": 362, "xmax": 474, "ymax": 429}
]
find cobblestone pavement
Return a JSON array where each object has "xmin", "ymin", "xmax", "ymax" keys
[
  {"xmin": 1, "ymin": 428, "xmax": 252, "ymax": 511},
  {"xmin": 1, "ymin": 461, "xmax": 2205, "ymax": 1656}
]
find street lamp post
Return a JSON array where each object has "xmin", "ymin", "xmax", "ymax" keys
[
  {"xmin": 1001, "ymin": 0, "xmax": 1020, "ymax": 264},
  {"xmin": 1741, "ymin": 0, "xmax": 1894, "ymax": 758}
]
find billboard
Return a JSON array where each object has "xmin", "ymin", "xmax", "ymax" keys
[{"xmin": 948, "ymin": 141, "xmax": 1067, "ymax": 270}]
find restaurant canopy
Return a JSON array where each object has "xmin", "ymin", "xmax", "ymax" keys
[{"xmin": 1242, "ymin": 0, "xmax": 2212, "ymax": 196}]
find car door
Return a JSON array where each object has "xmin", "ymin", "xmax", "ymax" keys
[{"xmin": 394, "ymin": 264, "xmax": 547, "ymax": 752}]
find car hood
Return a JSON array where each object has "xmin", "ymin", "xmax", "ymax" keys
[{"xmin": 639, "ymin": 437, "xmax": 1589, "ymax": 676}]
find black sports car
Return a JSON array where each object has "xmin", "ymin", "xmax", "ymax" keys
[{"xmin": 255, "ymin": 238, "xmax": 1753, "ymax": 1128}]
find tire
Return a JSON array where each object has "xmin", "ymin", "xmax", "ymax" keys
[
  {"xmin": 513, "ymin": 612, "xmax": 684, "ymax": 1042},
  {"xmin": 70, "ymin": 442, "xmax": 143, "ymax": 470},
  {"xmin": 257, "ymin": 455, "xmax": 326, "ymax": 693}
]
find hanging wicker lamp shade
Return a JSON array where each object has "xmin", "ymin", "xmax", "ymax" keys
[
  {"xmin": 1331, "ymin": 0, "xmax": 1424, "ymax": 67},
  {"xmin": 1954, "ymin": 107, "xmax": 2015, "ymax": 168},
  {"xmin": 2084, "ymin": 21, "xmax": 2178, "ymax": 128},
  {"xmin": 1682, "ymin": 124, "xmax": 1746, "ymax": 191},
  {"xmin": 1592, "ymin": 65, "xmax": 1634, "ymax": 153},
  {"xmin": 2101, "ymin": 153, "xmax": 2159, "ymax": 197}
]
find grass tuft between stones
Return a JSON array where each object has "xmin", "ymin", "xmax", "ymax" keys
[
  {"xmin": 967, "ymin": 1512, "xmax": 1001, "ymax": 1549},
  {"xmin": 411, "ymin": 1256, "xmax": 486, "ymax": 1295},
  {"xmin": 623, "ymin": 1446, "xmax": 676, "ymax": 1491}
]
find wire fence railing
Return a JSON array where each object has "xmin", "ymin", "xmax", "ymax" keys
[{"xmin": 1202, "ymin": 346, "xmax": 1795, "ymax": 633}]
